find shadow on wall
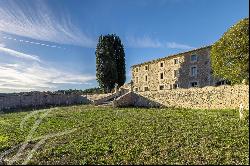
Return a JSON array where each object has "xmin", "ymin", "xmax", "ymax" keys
[{"xmin": 113, "ymin": 92, "xmax": 163, "ymax": 108}]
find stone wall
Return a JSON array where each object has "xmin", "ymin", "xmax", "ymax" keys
[
  {"xmin": 113, "ymin": 92, "xmax": 162, "ymax": 107},
  {"xmin": 114, "ymin": 85, "xmax": 249, "ymax": 110},
  {"xmin": 131, "ymin": 46, "xmax": 222, "ymax": 92},
  {"xmin": 0, "ymin": 92, "xmax": 90, "ymax": 111}
]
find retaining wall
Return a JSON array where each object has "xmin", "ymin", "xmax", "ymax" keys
[
  {"xmin": 114, "ymin": 85, "xmax": 249, "ymax": 110},
  {"xmin": 0, "ymin": 92, "xmax": 90, "ymax": 111}
]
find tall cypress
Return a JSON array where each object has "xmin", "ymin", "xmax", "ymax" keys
[
  {"xmin": 114, "ymin": 36, "xmax": 126, "ymax": 87},
  {"xmin": 95, "ymin": 34, "xmax": 126, "ymax": 93}
]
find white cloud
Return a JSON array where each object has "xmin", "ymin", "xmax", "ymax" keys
[
  {"xmin": 0, "ymin": 0, "xmax": 96, "ymax": 47},
  {"xmin": 0, "ymin": 46, "xmax": 41, "ymax": 62},
  {"xmin": 0, "ymin": 47, "xmax": 96, "ymax": 93},
  {"xmin": 166, "ymin": 42, "xmax": 195, "ymax": 49},
  {"xmin": 126, "ymin": 36, "xmax": 194, "ymax": 49},
  {"xmin": 0, "ymin": 63, "xmax": 96, "ymax": 92},
  {"xmin": 0, "ymin": 43, "xmax": 5, "ymax": 47},
  {"xmin": 126, "ymin": 36, "xmax": 163, "ymax": 48},
  {"xmin": 2, "ymin": 36, "xmax": 66, "ymax": 49}
]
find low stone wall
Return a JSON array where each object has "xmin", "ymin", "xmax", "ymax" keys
[
  {"xmin": 86, "ymin": 93, "xmax": 113, "ymax": 101},
  {"xmin": 114, "ymin": 85, "xmax": 249, "ymax": 110},
  {"xmin": 137, "ymin": 85, "xmax": 249, "ymax": 110},
  {"xmin": 0, "ymin": 92, "xmax": 90, "ymax": 111}
]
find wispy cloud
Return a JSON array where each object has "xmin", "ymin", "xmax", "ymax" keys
[
  {"xmin": 0, "ymin": 47, "xmax": 96, "ymax": 93},
  {"xmin": 0, "ymin": 0, "xmax": 96, "ymax": 47},
  {"xmin": 0, "ymin": 45, "xmax": 41, "ymax": 62},
  {"xmin": 0, "ymin": 43, "xmax": 5, "ymax": 48},
  {"xmin": 166, "ymin": 42, "xmax": 195, "ymax": 49},
  {"xmin": 126, "ymin": 36, "xmax": 163, "ymax": 48},
  {"xmin": 126, "ymin": 36, "xmax": 194, "ymax": 49},
  {"xmin": 0, "ymin": 63, "xmax": 96, "ymax": 92},
  {"xmin": 1, "ymin": 36, "xmax": 65, "ymax": 49}
]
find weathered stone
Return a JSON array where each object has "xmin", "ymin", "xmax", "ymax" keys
[
  {"xmin": 0, "ymin": 92, "xmax": 90, "ymax": 111},
  {"xmin": 114, "ymin": 85, "xmax": 249, "ymax": 110},
  {"xmin": 131, "ymin": 45, "xmax": 223, "ymax": 91}
]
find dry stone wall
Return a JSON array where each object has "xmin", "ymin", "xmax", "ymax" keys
[
  {"xmin": 114, "ymin": 85, "xmax": 249, "ymax": 110},
  {"xmin": 137, "ymin": 85, "xmax": 249, "ymax": 110},
  {"xmin": 0, "ymin": 92, "xmax": 90, "ymax": 111}
]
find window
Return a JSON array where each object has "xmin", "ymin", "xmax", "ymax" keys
[
  {"xmin": 136, "ymin": 77, "xmax": 138, "ymax": 83},
  {"xmin": 145, "ymin": 65, "xmax": 148, "ymax": 70},
  {"xmin": 160, "ymin": 62, "xmax": 164, "ymax": 67},
  {"xmin": 190, "ymin": 82, "xmax": 198, "ymax": 87},
  {"xmin": 191, "ymin": 54, "xmax": 198, "ymax": 62},
  {"xmin": 144, "ymin": 87, "xmax": 149, "ymax": 91},
  {"xmin": 145, "ymin": 75, "xmax": 148, "ymax": 82},
  {"xmin": 134, "ymin": 88, "xmax": 138, "ymax": 92},
  {"xmin": 191, "ymin": 66, "xmax": 197, "ymax": 76},
  {"xmin": 173, "ymin": 84, "xmax": 179, "ymax": 89},
  {"xmin": 174, "ymin": 59, "xmax": 179, "ymax": 64},
  {"xmin": 160, "ymin": 73, "xmax": 164, "ymax": 79},
  {"xmin": 159, "ymin": 85, "xmax": 164, "ymax": 90},
  {"xmin": 135, "ymin": 68, "xmax": 139, "ymax": 72},
  {"xmin": 174, "ymin": 70, "xmax": 179, "ymax": 78}
]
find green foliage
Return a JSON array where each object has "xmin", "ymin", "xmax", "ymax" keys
[
  {"xmin": 82, "ymin": 87, "xmax": 104, "ymax": 94},
  {"xmin": 211, "ymin": 18, "xmax": 249, "ymax": 84},
  {"xmin": 114, "ymin": 36, "xmax": 126, "ymax": 87},
  {"xmin": 96, "ymin": 35, "xmax": 117, "ymax": 93},
  {"xmin": 55, "ymin": 89, "xmax": 84, "ymax": 95},
  {"xmin": 57, "ymin": 87, "xmax": 104, "ymax": 95},
  {"xmin": 95, "ymin": 34, "xmax": 126, "ymax": 93},
  {"xmin": 0, "ymin": 105, "xmax": 249, "ymax": 165}
]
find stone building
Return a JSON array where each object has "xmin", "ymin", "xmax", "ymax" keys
[{"xmin": 131, "ymin": 45, "xmax": 225, "ymax": 92}]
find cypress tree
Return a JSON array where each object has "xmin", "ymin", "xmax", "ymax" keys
[
  {"xmin": 95, "ymin": 34, "xmax": 126, "ymax": 93},
  {"xmin": 114, "ymin": 35, "xmax": 126, "ymax": 87}
]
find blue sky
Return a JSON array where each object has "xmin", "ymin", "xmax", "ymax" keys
[{"xmin": 0, "ymin": 0, "xmax": 248, "ymax": 93}]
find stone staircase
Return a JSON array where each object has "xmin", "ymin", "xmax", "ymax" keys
[{"xmin": 87, "ymin": 87, "xmax": 129, "ymax": 107}]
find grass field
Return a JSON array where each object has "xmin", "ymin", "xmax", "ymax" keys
[{"xmin": 0, "ymin": 105, "xmax": 249, "ymax": 165}]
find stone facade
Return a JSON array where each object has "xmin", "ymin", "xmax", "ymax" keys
[
  {"xmin": 131, "ymin": 45, "xmax": 223, "ymax": 92},
  {"xmin": 114, "ymin": 85, "xmax": 249, "ymax": 110}
]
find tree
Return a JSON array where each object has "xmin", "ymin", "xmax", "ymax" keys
[
  {"xmin": 96, "ymin": 35, "xmax": 117, "ymax": 93},
  {"xmin": 210, "ymin": 18, "xmax": 249, "ymax": 84},
  {"xmin": 95, "ymin": 34, "xmax": 126, "ymax": 93},
  {"xmin": 82, "ymin": 87, "xmax": 103, "ymax": 94},
  {"xmin": 114, "ymin": 36, "xmax": 126, "ymax": 87}
]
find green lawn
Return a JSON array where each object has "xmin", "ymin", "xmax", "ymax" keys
[{"xmin": 0, "ymin": 105, "xmax": 249, "ymax": 165}]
